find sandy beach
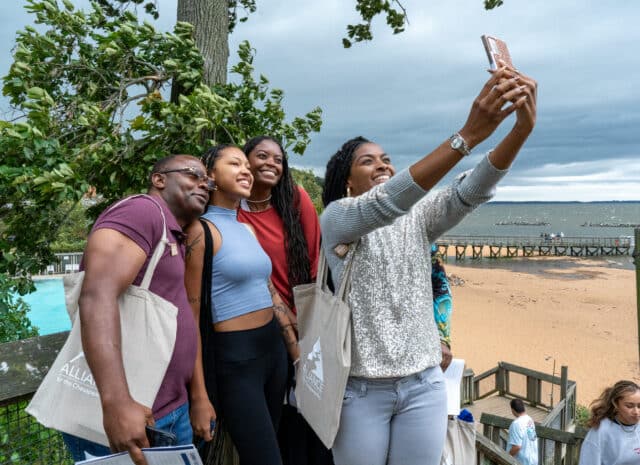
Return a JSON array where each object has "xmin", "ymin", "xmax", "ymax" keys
[{"xmin": 446, "ymin": 256, "xmax": 640, "ymax": 406}]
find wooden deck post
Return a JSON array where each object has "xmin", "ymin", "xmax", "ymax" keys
[{"xmin": 560, "ymin": 366, "xmax": 569, "ymax": 430}]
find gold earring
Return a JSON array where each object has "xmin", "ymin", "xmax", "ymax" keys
[{"xmin": 346, "ymin": 186, "xmax": 351, "ymax": 197}]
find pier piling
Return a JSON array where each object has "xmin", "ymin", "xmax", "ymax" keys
[{"xmin": 435, "ymin": 235, "xmax": 632, "ymax": 260}]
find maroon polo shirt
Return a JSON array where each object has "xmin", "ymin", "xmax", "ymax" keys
[{"xmin": 89, "ymin": 195, "xmax": 197, "ymax": 419}]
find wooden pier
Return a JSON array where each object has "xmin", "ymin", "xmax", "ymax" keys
[{"xmin": 435, "ymin": 235, "xmax": 632, "ymax": 260}]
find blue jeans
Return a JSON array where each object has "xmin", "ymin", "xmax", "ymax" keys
[
  {"xmin": 62, "ymin": 402, "xmax": 193, "ymax": 461},
  {"xmin": 332, "ymin": 366, "xmax": 448, "ymax": 465}
]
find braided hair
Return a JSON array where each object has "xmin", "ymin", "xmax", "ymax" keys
[
  {"xmin": 201, "ymin": 143, "xmax": 238, "ymax": 175},
  {"xmin": 243, "ymin": 136, "xmax": 311, "ymax": 288},
  {"xmin": 322, "ymin": 136, "xmax": 370, "ymax": 207}
]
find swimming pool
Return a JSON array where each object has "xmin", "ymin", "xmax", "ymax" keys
[{"xmin": 18, "ymin": 278, "xmax": 71, "ymax": 335}]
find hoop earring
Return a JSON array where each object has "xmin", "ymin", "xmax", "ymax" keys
[{"xmin": 346, "ymin": 186, "xmax": 351, "ymax": 197}]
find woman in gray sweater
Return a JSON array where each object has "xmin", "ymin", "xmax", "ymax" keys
[{"xmin": 320, "ymin": 65, "xmax": 537, "ymax": 465}]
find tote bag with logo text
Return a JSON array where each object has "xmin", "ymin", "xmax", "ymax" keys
[{"xmin": 26, "ymin": 195, "xmax": 178, "ymax": 446}]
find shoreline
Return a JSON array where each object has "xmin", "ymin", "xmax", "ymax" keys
[{"xmin": 446, "ymin": 258, "xmax": 639, "ymax": 406}]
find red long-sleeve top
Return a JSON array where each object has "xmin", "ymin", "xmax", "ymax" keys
[{"xmin": 238, "ymin": 186, "xmax": 320, "ymax": 312}]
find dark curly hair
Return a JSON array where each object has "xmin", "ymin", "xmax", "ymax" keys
[
  {"xmin": 243, "ymin": 136, "xmax": 311, "ymax": 288},
  {"xmin": 322, "ymin": 136, "xmax": 370, "ymax": 207}
]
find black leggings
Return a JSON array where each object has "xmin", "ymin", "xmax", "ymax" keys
[{"xmin": 214, "ymin": 317, "xmax": 288, "ymax": 465}]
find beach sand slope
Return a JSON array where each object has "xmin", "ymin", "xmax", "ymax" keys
[{"xmin": 449, "ymin": 258, "xmax": 640, "ymax": 406}]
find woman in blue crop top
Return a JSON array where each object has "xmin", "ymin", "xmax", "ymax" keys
[{"xmin": 184, "ymin": 144, "xmax": 299, "ymax": 465}]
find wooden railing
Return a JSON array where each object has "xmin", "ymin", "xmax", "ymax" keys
[
  {"xmin": 471, "ymin": 362, "xmax": 576, "ymax": 423},
  {"xmin": 0, "ymin": 332, "xmax": 71, "ymax": 464},
  {"xmin": 476, "ymin": 434, "xmax": 519, "ymax": 465},
  {"xmin": 480, "ymin": 413, "xmax": 587, "ymax": 465},
  {"xmin": 469, "ymin": 362, "xmax": 583, "ymax": 465}
]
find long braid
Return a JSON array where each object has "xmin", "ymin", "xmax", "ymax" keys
[
  {"xmin": 243, "ymin": 136, "xmax": 311, "ymax": 288},
  {"xmin": 322, "ymin": 136, "xmax": 370, "ymax": 207}
]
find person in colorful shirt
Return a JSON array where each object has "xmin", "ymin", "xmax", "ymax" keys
[{"xmin": 431, "ymin": 244, "xmax": 453, "ymax": 371}]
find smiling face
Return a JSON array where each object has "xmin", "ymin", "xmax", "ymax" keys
[
  {"xmin": 246, "ymin": 139, "xmax": 284, "ymax": 189},
  {"xmin": 615, "ymin": 389, "xmax": 640, "ymax": 425},
  {"xmin": 346, "ymin": 142, "xmax": 396, "ymax": 197},
  {"xmin": 209, "ymin": 147, "xmax": 253, "ymax": 202},
  {"xmin": 153, "ymin": 155, "xmax": 210, "ymax": 226}
]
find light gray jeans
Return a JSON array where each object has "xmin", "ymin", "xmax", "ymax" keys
[{"xmin": 332, "ymin": 365, "xmax": 448, "ymax": 465}]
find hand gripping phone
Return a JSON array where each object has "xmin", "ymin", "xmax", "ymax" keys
[
  {"xmin": 481, "ymin": 34, "xmax": 514, "ymax": 70},
  {"xmin": 145, "ymin": 425, "xmax": 178, "ymax": 447}
]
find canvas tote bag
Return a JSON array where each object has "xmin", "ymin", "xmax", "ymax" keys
[
  {"xmin": 440, "ymin": 417, "xmax": 477, "ymax": 465},
  {"xmin": 26, "ymin": 195, "xmax": 178, "ymax": 446},
  {"xmin": 293, "ymin": 244, "xmax": 357, "ymax": 449}
]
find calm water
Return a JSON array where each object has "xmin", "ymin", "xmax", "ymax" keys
[
  {"xmin": 16, "ymin": 201, "xmax": 640, "ymax": 335},
  {"xmin": 447, "ymin": 201, "xmax": 640, "ymax": 239}
]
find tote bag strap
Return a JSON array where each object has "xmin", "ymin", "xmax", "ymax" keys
[
  {"xmin": 317, "ymin": 240, "xmax": 359, "ymax": 302},
  {"xmin": 137, "ymin": 196, "xmax": 169, "ymax": 290},
  {"xmin": 316, "ymin": 249, "xmax": 329, "ymax": 290},
  {"xmin": 105, "ymin": 194, "xmax": 169, "ymax": 290}
]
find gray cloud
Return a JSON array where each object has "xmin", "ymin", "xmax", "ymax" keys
[{"xmin": 2, "ymin": 0, "xmax": 639, "ymax": 200}]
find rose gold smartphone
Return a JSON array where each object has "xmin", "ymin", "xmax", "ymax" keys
[{"xmin": 481, "ymin": 34, "xmax": 514, "ymax": 70}]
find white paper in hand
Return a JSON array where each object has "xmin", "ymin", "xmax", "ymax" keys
[
  {"xmin": 76, "ymin": 445, "xmax": 203, "ymax": 465},
  {"xmin": 443, "ymin": 359, "xmax": 465, "ymax": 416}
]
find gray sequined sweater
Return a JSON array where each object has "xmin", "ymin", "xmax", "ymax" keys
[{"xmin": 320, "ymin": 155, "xmax": 507, "ymax": 378}]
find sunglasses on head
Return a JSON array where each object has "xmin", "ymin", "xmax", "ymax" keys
[{"xmin": 156, "ymin": 167, "xmax": 216, "ymax": 191}]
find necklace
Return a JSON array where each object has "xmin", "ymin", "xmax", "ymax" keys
[
  {"xmin": 614, "ymin": 417, "xmax": 639, "ymax": 433},
  {"xmin": 245, "ymin": 195, "xmax": 272, "ymax": 204}
]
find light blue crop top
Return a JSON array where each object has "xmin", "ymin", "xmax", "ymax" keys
[{"xmin": 201, "ymin": 205, "xmax": 273, "ymax": 323}]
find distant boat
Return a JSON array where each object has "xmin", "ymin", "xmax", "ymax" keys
[
  {"xmin": 580, "ymin": 222, "xmax": 640, "ymax": 227},
  {"xmin": 495, "ymin": 220, "xmax": 550, "ymax": 226}
]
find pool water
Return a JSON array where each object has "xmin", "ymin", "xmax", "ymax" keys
[{"xmin": 20, "ymin": 278, "xmax": 71, "ymax": 335}]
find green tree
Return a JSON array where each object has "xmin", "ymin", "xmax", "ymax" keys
[
  {"xmin": 101, "ymin": 0, "xmax": 506, "ymax": 84},
  {"xmin": 291, "ymin": 168, "xmax": 323, "ymax": 214},
  {"xmin": 0, "ymin": 0, "xmax": 321, "ymax": 336}
]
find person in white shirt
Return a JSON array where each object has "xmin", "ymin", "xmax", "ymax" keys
[
  {"xmin": 507, "ymin": 398, "xmax": 539, "ymax": 465},
  {"xmin": 579, "ymin": 380, "xmax": 640, "ymax": 465}
]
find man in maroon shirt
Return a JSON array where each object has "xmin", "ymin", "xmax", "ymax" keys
[{"xmin": 62, "ymin": 155, "xmax": 210, "ymax": 464}]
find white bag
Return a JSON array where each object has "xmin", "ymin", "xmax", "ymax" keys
[
  {"xmin": 440, "ymin": 417, "xmax": 477, "ymax": 465},
  {"xmin": 26, "ymin": 195, "xmax": 178, "ymax": 446},
  {"xmin": 293, "ymin": 246, "xmax": 356, "ymax": 449}
]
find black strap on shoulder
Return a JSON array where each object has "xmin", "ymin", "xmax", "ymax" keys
[{"xmin": 198, "ymin": 218, "xmax": 218, "ymax": 409}]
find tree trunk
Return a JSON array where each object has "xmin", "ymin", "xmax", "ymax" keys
[{"xmin": 176, "ymin": 0, "xmax": 229, "ymax": 87}]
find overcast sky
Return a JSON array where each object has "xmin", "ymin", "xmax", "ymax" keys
[{"xmin": 2, "ymin": 0, "xmax": 639, "ymax": 201}]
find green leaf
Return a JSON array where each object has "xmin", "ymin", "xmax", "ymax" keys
[
  {"xmin": 26, "ymin": 87, "xmax": 45, "ymax": 100},
  {"xmin": 131, "ymin": 115, "xmax": 145, "ymax": 130}
]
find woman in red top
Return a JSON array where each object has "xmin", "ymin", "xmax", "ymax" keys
[{"xmin": 237, "ymin": 135, "xmax": 328, "ymax": 465}]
